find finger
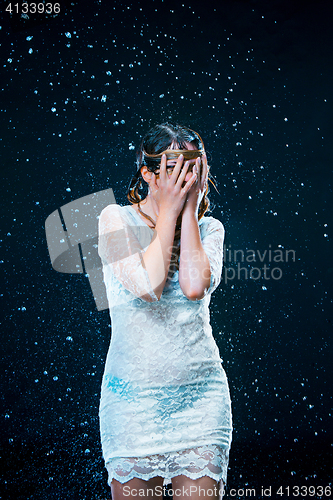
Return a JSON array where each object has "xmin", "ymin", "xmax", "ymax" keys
[
  {"xmin": 201, "ymin": 154, "xmax": 208, "ymax": 190},
  {"xmin": 159, "ymin": 153, "xmax": 167, "ymax": 183},
  {"xmin": 170, "ymin": 153, "xmax": 184, "ymax": 181},
  {"xmin": 175, "ymin": 159, "xmax": 191, "ymax": 187},
  {"xmin": 181, "ymin": 170, "xmax": 197, "ymax": 195},
  {"xmin": 195, "ymin": 157, "xmax": 201, "ymax": 186}
]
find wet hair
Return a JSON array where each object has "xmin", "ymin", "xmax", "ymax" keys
[{"xmin": 127, "ymin": 123, "xmax": 211, "ymax": 220}]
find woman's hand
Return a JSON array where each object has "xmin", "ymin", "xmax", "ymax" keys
[
  {"xmin": 178, "ymin": 154, "xmax": 210, "ymax": 300},
  {"xmin": 137, "ymin": 154, "xmax": 197, "ymax": 300},
  {"xmin": 149, "ymin": 153, "xmax": 198, "ymax": 221},
  {"xmin": 182, "ymin": 153, "xmax": 208, "ymax": 216}
]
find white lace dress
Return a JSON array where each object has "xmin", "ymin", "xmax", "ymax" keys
[{"xmin": 98, "ymin": 204, "xmax": 232, "ymax": 487}]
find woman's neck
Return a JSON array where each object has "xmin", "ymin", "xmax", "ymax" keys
[{"xmin": 132, "ymin": 195, "xmax": 158, "ymax": 227}]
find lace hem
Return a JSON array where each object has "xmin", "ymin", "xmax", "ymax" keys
[{"xmin": 106, "ymin": 445, "xmax": 229, "ymax": 486}]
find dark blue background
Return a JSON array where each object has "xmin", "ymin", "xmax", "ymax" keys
[{"xmin": 1, "ymin": 1, "xmax": 332, "ymax": 498}]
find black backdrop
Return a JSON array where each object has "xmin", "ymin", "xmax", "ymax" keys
[{"xmin": 1, "ymin": 1, "xmax": 332, "ymax": 499}]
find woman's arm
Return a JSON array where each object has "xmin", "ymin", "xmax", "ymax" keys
[
  {"xmin": 140, "ymin": 154, "xmax": 197, "ymax": 299},
  {"xmin": 99, "ymin": 155, "xmax": 197, "ymax": 302},
  {"xmin": 140, "ymin": 210, "xmax": 178, "ymax": 300},
  {"xmin": 179, "ymin": 209, "xmax": 212, "ymax": 300},
  {"xmin": 98, "ymin": 205, "xmax": 158, "ymax": 302},
  {"xmin": 179, "ymin": 154, "xmax": 219, "ymax": 300}
]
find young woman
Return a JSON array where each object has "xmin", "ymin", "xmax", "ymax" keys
[{"xmin": 98, "ymin": 124, "xmax": 232, "ymax": 499}]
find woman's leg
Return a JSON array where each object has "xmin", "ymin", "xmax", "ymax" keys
[
  {"xmin": 171, "ymin": 475, "xmax": 224, "ymax": 500},
  {"xmin": 111, "ymin": 476, "xmax": 164, "ymax": 500}
]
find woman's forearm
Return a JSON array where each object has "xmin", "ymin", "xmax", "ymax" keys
[
  {"xmin": 179, "ymin": 210, "xmax": 211, "ymax": 300},
  {"xmin": 142, "ymin": 211, "xmax": 177, "ymax": 300}
]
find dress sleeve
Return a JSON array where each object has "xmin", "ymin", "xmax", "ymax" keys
[
  {"xmin": 98, "ymin": 204, "xmax": 158, "ymax": 302},
  {"xmin": 200, "ymin": 217, "xmax": 225, "ymax": 295}
]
